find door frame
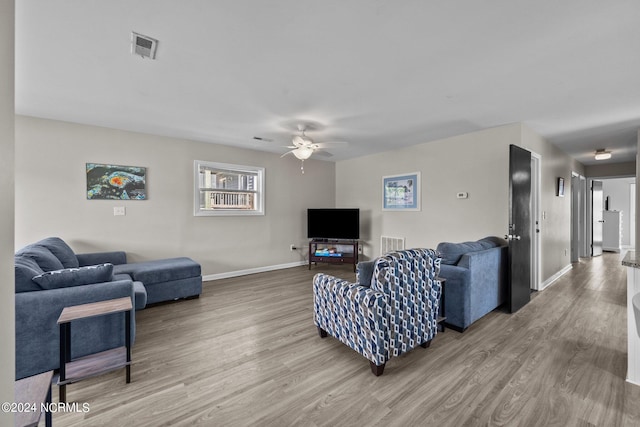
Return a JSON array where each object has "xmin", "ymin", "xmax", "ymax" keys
[
  {"xmin": 631, "ymin": 182, "xmax": 636, "ymax": 248},
  {"xmin": 587, "ymin": 178, "xmax": 593, "ymax": 255},
  {"xmin": 530, "ymin": 152, "xmax": 541, "ymax": 291},
  {"xmin": 571, "ymin": 172, "xmax": 587, "ymax": 262}
]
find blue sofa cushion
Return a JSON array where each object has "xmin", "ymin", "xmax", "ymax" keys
[
  {"xmin": 437, "ymin": 238, "xmax": 496, "ymax": 265},
  {"xmin": 15, "ymin": 256, "xmax": 45, "ymax": 293},
  {"xmin": 36, "ymin": 237, "xmax": 79, "ymax": 268},
  {"xmin": 16, "ymin": 245, "xmax": 64, "ymax": 272},
  {"xmin": 32, "ymin": 263, "xmax": 114, "ymax": 290},
  {"xmin": 113, "ymin": 257, "xmax": 201, "ymax": 284},
  {"xmin": 356, "ymin": 260, "xmax": 375, "ymax": 288}
]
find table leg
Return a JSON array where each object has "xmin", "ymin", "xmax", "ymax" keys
[
  {"xmin": 59, "ymin": 322, "xmax": 70, "ymax": 403},
  {"xmin": 125, "ymin": 310, "xmax": 131, "ymax": 384},
  {"xmin": 45, "ymin": 380, "xmax": 52, "ymax": 427}
]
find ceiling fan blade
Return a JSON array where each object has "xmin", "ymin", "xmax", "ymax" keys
[
  {"xmin": 252, "ymin": 136, "xmax": 274, "ymax": 143},
  {"xmin": 281, "ymin": 150, "xmax": 296, "ymax": 158},
  {"xmin": 314, "ymin": 150, "xmax": 333, "ymax": 158},
  {"xmin": 314, "ymin": 142, "xmax": 347, "ymax": 149}
]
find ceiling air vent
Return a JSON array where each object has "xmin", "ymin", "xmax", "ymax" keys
[{"xmin": 131, "ymin": 32, "xmax": 158, "ymax": 59}]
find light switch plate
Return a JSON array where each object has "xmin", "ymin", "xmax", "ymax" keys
[{"xmin": 113, "ymin": 207, "xmax": 126, "ymax": 216}]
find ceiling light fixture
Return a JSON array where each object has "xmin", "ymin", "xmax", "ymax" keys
[
  {"xmin": 594, "ymin": 149, "xmax": 612, "ymax": 160},
  {"xmin": 292, "ymin": 146, "xmax": 314, "ymax": 160}
]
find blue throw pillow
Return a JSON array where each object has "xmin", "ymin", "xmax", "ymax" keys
[
  {"xmin": 36, "ymin": 237, "xmax": 79, "ymax": 268},
  {"xmin": 16, "ymin": 245, "xmax": 64, "ymax": 272},
  {"xmin": 32, "ymin": 263, "xmax": 114, "ymax": 290}
]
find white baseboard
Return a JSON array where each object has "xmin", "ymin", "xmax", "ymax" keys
[
  {"xmin": 539, "ymin": 264, "xmax": 572, "ymax": 291},
  {"xmin": 627, "ymin": 378, "xmax": 640, "ymax": 388},
  {"xmin": 203, "ymin": 261, "xmax": 307, "ymax": 281}
]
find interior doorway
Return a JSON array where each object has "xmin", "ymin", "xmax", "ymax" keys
[
  {"xmin": 600, "ymin": 177, "xmax": 636, "ymax": 250},
  {"xmin": 592, "ymin": 180, "xmax": 604, "ymax": 256},
  {"xmin": 586, "ymin": 176, "xmax": 636, "ymax": 255}
]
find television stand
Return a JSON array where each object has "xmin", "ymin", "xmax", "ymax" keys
[{"xmin": 309, "ymin": 239, "xmax": 359, "ymax": 272}]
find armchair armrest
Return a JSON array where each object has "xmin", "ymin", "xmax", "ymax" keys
[
  {"xmin": 438, "ymin": 264, "xmax": 471, "ymax": 329},
  {"xmin": 313, "ymin": 273, "xmax": 388, "ymax": 365},
  {"xmin": 77, "ymin": 251, "xmax": 127, "ymax": 266}
]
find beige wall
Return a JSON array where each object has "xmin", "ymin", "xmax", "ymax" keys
[
  {"xmin": 15, "ymin": 116, "xmax": 335, "ymax": 276},
  {"xmin": 585, "ymin": 161, "xmax": 636, "ymax": 178},
  {"xmin": 1, "ymin": 0, "xmax": 14, "ymax": 420},
  {"xmin": 336, "ymin": 123, "xmax": 584, "ymax": 284},
  {"xmin": 336, "ymin": 124, "xmax": 518, "ymax": 258}
]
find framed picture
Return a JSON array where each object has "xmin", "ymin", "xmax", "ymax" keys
[
  {"xmin": 382, "ymin": 172, "xmax": 421, "ymax": 211},
  {"xmin": 557, "ymin": 177, "xmax": 565, "ymax": 197},
  {"xmin": 86, "ymin": 163, "xmax": 147, "ymax": 200}
]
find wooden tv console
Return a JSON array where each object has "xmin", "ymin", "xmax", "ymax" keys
[{"xmin": 309, "ymin": 239, "xmax": 359, "ymax": 272}]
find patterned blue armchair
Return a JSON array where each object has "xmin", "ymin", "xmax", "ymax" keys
[{"xmin": 313, "ymin": 248, "xmax": 442, "ymax": 376}]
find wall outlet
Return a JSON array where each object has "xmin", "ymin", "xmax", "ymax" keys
[
  {"xmin": 290, "ymin": 244, "xmax": 296, "ymax": 251},
  {"xmin": 358, "ymin": 245, "xmax": 363, "ymax": 254},
  {"xmin": 113, "ymin": 206, "xmax": 126, "ymax": 216}
]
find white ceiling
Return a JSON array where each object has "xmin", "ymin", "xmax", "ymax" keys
[{"xmin": 14, "ymin": 1, "xmax": 640, "ymax": 165}]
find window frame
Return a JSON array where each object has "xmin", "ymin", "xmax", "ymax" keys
[{"xmin": 194, "ymin": 160, "xmax": 265, "ymax": 216}]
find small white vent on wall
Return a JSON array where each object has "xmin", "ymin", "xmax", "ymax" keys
[
  {"xmin": 131, "ymin": 32, "xmax": 158, "ymax": 59},
  {"xmin": 380, "ymin": 236, "xmax": 405, "ymax": 255}
]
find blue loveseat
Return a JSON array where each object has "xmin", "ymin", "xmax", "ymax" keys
[
  {"xmin": 15, "ymin": 237, "xmax": 202, "ymax": 379},
  {"xmin": 436, "ymin": 237, "xmax": 508, "ymax": 332}
]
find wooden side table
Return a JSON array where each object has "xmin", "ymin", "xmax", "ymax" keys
[
  {"xmin": 57, "ymin": 297, "xmax": 132, "ymax": 403},
  {"xmin": 14, "ymin": 370, "xmax": 53, "ymax": 427}
]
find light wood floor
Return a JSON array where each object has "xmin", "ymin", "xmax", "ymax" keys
[{"xmin": 51, "ymin": 253, "xmax": 640, "ymax": 426}]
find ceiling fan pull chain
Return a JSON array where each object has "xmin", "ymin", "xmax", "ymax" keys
[{"xmin": 301, "ymin": 159, "xmax": 305, "ymax": 174}]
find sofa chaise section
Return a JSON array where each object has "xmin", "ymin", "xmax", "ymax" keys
[{"xmin": 113, "ymin": 257, "xmax": 202, "ymax": 305}]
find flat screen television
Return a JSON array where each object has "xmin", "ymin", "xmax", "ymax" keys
[{"xmin": 307, "ymin": 208, "xmax": 360, "ymax": 240}]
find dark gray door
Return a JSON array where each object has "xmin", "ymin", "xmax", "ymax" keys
[
  {"xmin": 592, "ymin": 180, "xmax": 604, "ymax": 256},
  {"xmin": 508, "ymin": 144, "xmax": 531, "ymax": 313}
]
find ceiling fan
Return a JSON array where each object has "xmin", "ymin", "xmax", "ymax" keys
[{"xmin": 279, "ymin": 125, "xmax": 347, "ymax": 173}]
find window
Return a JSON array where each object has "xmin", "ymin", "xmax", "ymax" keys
[{"xmin": 194, "ymin": 160, "xmax": 264, "ymax": 216}]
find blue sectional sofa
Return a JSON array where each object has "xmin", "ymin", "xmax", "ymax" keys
[
  {"xmin": 14, "ymin": 237, "xmax": 202, "ymax": 379},
  {"xmin": 436, "ymin": 236, "xmax": 508, "ymax": 332}
]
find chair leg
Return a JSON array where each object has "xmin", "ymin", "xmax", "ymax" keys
[
  {"xmin": 317, "ymin": 326, "xmax": 328, "ymax": 338},
  {"xmin": 420, "ymin": 340, "xmax": 431, "ymax": 348},
  {"xmin": 370, "ymin": 361, "xmax": 385, "ymax": 376}
]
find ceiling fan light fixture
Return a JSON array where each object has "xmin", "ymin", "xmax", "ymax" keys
[
  {"xmin": 594, "ymin": 149, "xmax": 612, "ymax": 160},
  {"xmin": 293, "ymin": 147, "xmax": 314, "ymax": 160},
  {"xmin": 292, "ymin": 135, "xmax": 305, "ymax": 146}
]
